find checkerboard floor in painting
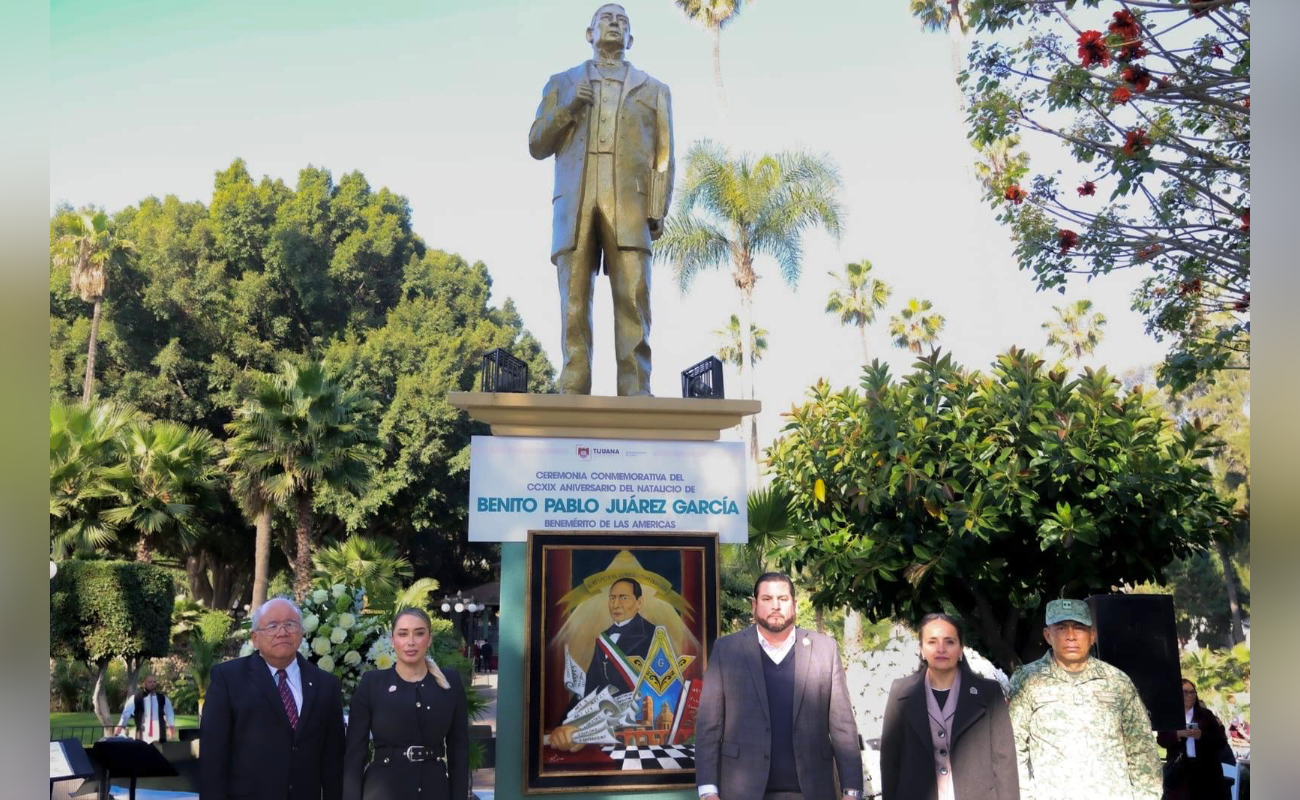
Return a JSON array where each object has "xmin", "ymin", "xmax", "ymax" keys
[{"xmin": 601, "ymin": 744, "xmax": 696, "ymax": 771}]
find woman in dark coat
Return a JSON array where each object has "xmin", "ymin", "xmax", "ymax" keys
[
  {"xmin": 880, "ymin": 613, "xmax": 1018, "ymax": 800},
  {"xmin": 343, "ymin": 608, "xmax": 469, "ymax": 800},
  {"xmin": 1156, "ymin": 678, "xmax": 1232, "ymax": 800}
]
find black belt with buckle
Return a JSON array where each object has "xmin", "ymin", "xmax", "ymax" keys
[{"xmin": 374, "ymin": 744, "xmax": 446, "ymax": 764}]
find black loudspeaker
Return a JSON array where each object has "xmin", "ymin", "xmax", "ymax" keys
[{"xmin": 1089, "ymin": 593, "xmax": 1184, "ymax": 731}]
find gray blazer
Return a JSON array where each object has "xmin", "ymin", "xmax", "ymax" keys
[
  {"xmin": 694, "ymin": 625, "xmax": 863, "ymax": 799},
  {"xmin": 528, "ymin": 60, "xmax": 674, "ymax": 263}
]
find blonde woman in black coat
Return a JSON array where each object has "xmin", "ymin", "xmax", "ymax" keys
[
  {"xmin": 880, "ymin": 613, "xmax": 1018, "ymax": 800},
  {"xmin": 343, "ymin": 608, "xmax": 469, "ymax": 800}
]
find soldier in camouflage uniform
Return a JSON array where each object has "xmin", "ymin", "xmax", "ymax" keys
[{"xmin": 1008, "ymin": 598, "xmax": 1162, "ymax": 800}]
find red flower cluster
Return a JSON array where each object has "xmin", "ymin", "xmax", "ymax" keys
[
  {"xmin": 1240, "ymin": 208, "xmax": 1250, "ymax": 231},
  {"xmin": 1212, "ymin": 43, "xmax": 1224, "ymax": 58},
  {"xmin": 1122, "ymin": 65, "xmax": 1152, "ymax": 92},
  {"xmin": 1109, "ymin": 10, "xmax": 1141, "ymax": 41},
  {"xmin": 1244, "ymin": 97, "xmax": 1250, "ymax": 109},
  {"xmin": 1111, "ymin": 86, "xmax": 1133, "ymax": 104},
  {"xmin": 1136, "ymin": 244, "xmax": 1163, "ymax": 261},
  {"xmin": 1179, "ymin": 278, "xmax": 1203, "ymax": 296},
  {"xmin": 1118, "ymin": 42, "xmax": 1148, "ymax": 62},
  {"xmin": 1077, "ymin": 30, "xmax": 1110, "ymax": 68},
  {"xmin": 1233, "ymin": 292, "xmax": 1250, "ymax": 311},
  {"xmin": 1077, "ymin": 181, "xmax": 1097, "ymax": 197},
  {"xmin": 1123, "ymin": 128, "xmax": 1150, "ymax": 157},
  {"xmin": 1058, "ymin": 229, "xmax": 1080, "ymax": 254},
  {"xmin": 1005, "ymin": 184, "xmax": 1028, "ymax": 205}
]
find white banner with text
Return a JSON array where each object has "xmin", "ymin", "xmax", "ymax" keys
[{"xmin": 467, "ymin": 436, "xmax": 748, "ymax": 542}]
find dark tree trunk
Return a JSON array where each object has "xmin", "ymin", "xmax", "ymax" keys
[
  {"xmin": 186, "ymin": 552, "xmax": 214, "ymax": 607},
  {"xmin": 970, "ymin": 585, "xmax": 1024, "ymax": 671},
  {"xmin": 1216, "ymin": 539, "xmax": 1246, "ymax": 645},
  {"xmin": 82, "ymin": 296, "xmax": 102, "ymax": 402},
  {"xmin": 125, "ymin": 655, "xmax": 142, "ymax": 705},
  {"xmin": 293, "ymin": 492, "xmax": 315, "ymax": 602}
]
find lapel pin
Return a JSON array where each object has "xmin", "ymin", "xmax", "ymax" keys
[
  {"xmin": 970, "ymin": 686, "xmax": 978, "ymax": 695},
  {"xmin": 802, "ymin": 637, "xmax": 810, "ymax": 647},
  {"xmin": 388, "ymin": 685, "xmax": 397, "ymax": 693}
]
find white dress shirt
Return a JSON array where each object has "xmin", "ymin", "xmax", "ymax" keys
[
  {"xmin": 1185, "ymin": 706, "xmax": 1197, "ymax": 757},
  {"xmin": 699, "ymin": 627, "xmax": 800, "ymax": 797},
  {"xmin": 609, "ymin": 616, "xmax": 633, "ymax": 644},
  {"xmin": 117, "ymin": 693, "xmax": 175, "ymax": 743},
  {"xmin": 266, "ymin": 657, "xmax": 303, "ymax": 714}
]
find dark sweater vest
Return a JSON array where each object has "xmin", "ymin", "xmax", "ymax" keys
[{"xmin": 761, "ymin": 648, "xmax": 799, "ymax": 792}]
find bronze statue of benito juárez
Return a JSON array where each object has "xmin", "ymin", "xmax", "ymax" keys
[{"xmin": 529, "ymin": 3, "xmax": 674, "ymax": 396}]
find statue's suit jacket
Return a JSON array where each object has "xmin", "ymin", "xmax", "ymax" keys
[
  {"xmin": 694, "ymin": 625, "xmax": 864, "ymax": 800},
  {"xmin": 529, "ymin": 60, "xmax": 674, "ymax": 265}
]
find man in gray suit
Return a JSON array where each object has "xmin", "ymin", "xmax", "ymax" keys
[
  {"xmin": 528, "ymin": 3, "xmax": 673, "ymax": 396},
  {"xmin": 695, "ymin": 573, "xmax": 864, "ymax": 800}
]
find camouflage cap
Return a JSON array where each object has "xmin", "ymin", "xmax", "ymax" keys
[{"xmin": 1045, "ymin": 598, "xmax": 1092, "ymax": 626}]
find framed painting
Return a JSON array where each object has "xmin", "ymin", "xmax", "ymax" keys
[{"xmin": 524, "ymin": 531, "xmax": 719, "ymax": 794}]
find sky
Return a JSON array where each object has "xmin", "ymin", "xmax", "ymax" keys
[{"xmin": 50, "ymin": 0, "xmax": 1169, "ymax": 451}]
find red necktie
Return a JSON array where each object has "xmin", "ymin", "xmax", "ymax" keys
[
  {"xmin": 147, "ymin": 697, "xmax": 153, "ymax": 738},
  {"xmin": 277, "ymin": 669, "xmax": 299, "ymax": 730}
]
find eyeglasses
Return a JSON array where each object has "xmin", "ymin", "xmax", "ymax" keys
[
  {"xmin": 1182, "ymin": 689, "xmax": 1197, "ymax": 695},
  {"xmin": 257, "ymin": 620, "xmax": 302, "ymax": 634}
]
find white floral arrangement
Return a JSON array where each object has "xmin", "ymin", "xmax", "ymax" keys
[{"xmin": 240, "ymin": 583, "xmax": 390, "ymax": 697}]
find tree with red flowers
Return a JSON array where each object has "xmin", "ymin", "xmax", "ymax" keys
[{"xmin": 944, "ymin": 0, "xmax": 1249, "ymax": 392}]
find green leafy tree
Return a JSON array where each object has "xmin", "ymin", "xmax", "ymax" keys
[
  {"xmin": 225, "ymin": 361, "xmax": 378, "ymax": 600},
  {"xmin": 713, "ymin": 313, "xmax": 768, "ymax": 369},
  {"xmin": 323, "ymin": 250, "xmax": 554, "ymax": 589},
  {"xmin": 51, "ymin": 560, "xmax": 175, "ymax": 724},
  {"xmin": 50, "ymin": 400, "xmax": 137, "ymax": 559},
  {"xmin": 313, "ymin": 534, "xmax": 414, "ymax": 608},
  {"xmin": 888, "ymin": 297, "xmax": 946, "ymax": 354},
  {"xmin": 825, "ymin": 259, "xmax": 892, "ymax": 364},
  {"xmin": 767, "ymin": 348, "xmax": 1232, "ymax": 669},
  {"xmin": 1043, "ymin": 298, "xmax": 1108, "ymax": 362},
  {"xmin": 107, "ymin": 419, "xmax": 221, "ymax": 563},
  {"xmin": 957, "ymin": 1, "xmax": 1249, "ymax": 391},
  {"xmin": 657, "ymin": 140, "xmax": 843, "ymax": 478},
  {"xmin": 1181, "ymin": 642, "xmax": 1249, "ymax": 723},
  {"xmin": 672, "ymin": 1, "xmax": 751, "ymax": 122},
  {"xmin": 51, "ymin": 209, "xmax": 135, "ymax": 401}
]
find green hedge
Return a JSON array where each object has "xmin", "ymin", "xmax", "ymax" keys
[{"xmin": 51, "ymin": 560, "xmax": 175, "ymax": 664}]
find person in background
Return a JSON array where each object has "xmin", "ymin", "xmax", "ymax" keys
[
  {"xmin": 342, "ymin": 608, "xmax": 469, "ymax": 800},
  {"xmin": 1157, "ymin": 678, "xmax": 1232, "ymax": 800},
  {"xmin": 880, "ymin": 613, "xmax": 1018, "ymax": 800},
  {"xmin": 114, "ymin": 674, "xmax": 176, "ymax": 743}
]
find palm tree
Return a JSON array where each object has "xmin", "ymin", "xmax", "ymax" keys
[
  {"xmin": 889, "ymin": 298, "xmax": 946, "ymax": 354},
  {"xmin": 225, "ymin": 361, "xmax": 378, "ymax": 600},
  {"xmin": 1043, "ymin": 299, "xmax": 1108, "ymax": 362},
  {"xmin": 51, "ymin": 210, "xmax": 134, "ymax": 402},
  {"xmin": 49, "ymin": 400, "xmax": 137, "ymax": 559},
  {"xmin": 673, "ymin": 1, "xmax": 750, "ymax": 124},
  {"xmin": 657, "ymin": 140, "xmax": 843, "ymax": 481},
  {"xmin": 909, "ymin": 1, "xmax": 971, "ymax": 109},
  {"xmin": 713, "ymin": 314, "xmax": 768, "ymax": 369},
  {"xmin": 222, "ymin": 425, "xmax": 284, "ymax": 612},
  {"xmin": 973, "ymin": 134, "xmax": 1030, "ymax": 200},
  {"xmin": 313, "ymin": 535, "xmax": 414, "ymax": 608},
  {"xmin": 105, "ymin": 419, "xmax": 221, "ymax": 563},
  {"xmin": 825, "ymin": 259, "xmax": 892, "ymax": 364}
]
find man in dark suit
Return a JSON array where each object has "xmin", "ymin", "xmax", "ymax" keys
[
  {"xmin": 550, "ymin": 577, "xmax": 655, "ymax": 751},
  {"xmin": 200, "ymin": 597, "xmax": 345, "ymax": 800},
  {"xmin": 528, "ymin": 3, "xmax": 674, "ymax": 396},
  {"xmin": 695, "ymin": 573, "xmax": 864, "ymax": 800}
]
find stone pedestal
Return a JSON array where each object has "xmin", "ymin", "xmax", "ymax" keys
[
  {"xmin": 450, "ymin": 392, "xmax": 759, "ymax": 799},
  {"xmin": 448, "ymin": 392, "xmax": 760, "ymax": 441}
]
